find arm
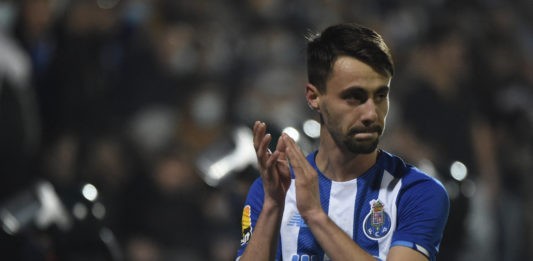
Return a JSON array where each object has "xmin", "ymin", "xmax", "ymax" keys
[
  {"xmin": 303, "ymin": 202, "xmax": 429, "ymax": 261},
  {"xmin": 239, "ymin": 122, "xmax": 291, "ymax": 261},
  {"xmin": 282, "ymin": 134, "xmax": 376, "ymax": 260},
  {"xmin": 283, "ymin": 134, "xmax": 433, "ymax": 261},
  {"xmin": 239, "ymin": 199, "xmax": 284, "ymax": 260},
  {"xmin": 304, "ymin": 210, "xmax": 377, "ymax": 260},
  {"xmin": 388, "ymin": 246, "xmax": 429, "ymax": 261}
]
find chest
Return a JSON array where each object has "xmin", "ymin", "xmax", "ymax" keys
[{"xmin": 279, "ymin": 173, "xmax": 402, "ymax": 260}]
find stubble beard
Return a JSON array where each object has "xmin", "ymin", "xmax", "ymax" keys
[
  {"xmin": 343, "ymin": 135, "xmax": 380, "ymax": 154},
  {"xmin": 323, "ymin": 117, "xmax": 382, "ymax": 155},
  {"xmin": 321, "ymin": 107, "xmax": 383, "ymax": 155}
]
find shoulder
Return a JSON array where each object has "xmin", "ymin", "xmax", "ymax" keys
[
  {"xmin": 380, "ymin": 150, "xmax": 448, "ymax": 199},
  {"xmin": 247, "ymin": 177, "xmax": 265, "ymax": 197}
]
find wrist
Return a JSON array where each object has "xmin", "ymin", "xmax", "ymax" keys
[
  {"xmin": 263, "ymin": 197, "xmax": 285, "ymax": 215},
  {"xmin": 301, "ymin": 208, "xmax": 327, "ymax": 226}
]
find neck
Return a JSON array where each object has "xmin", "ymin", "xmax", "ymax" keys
[{"xmin": 316, "ymin": 131, "xmax": 379, "ymax": 182}]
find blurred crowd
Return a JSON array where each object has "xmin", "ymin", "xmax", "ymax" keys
[{"xmin": 0, "ymin": 0, "xmax": 531, "ymax": 260}]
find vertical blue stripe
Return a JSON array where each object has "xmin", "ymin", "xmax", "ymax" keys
[
  {"xmin": 353, "ymin": 166, "xmax": 383, "ymax": 258},
  {"xmin": 296, "ymin": 173, "xmax": 331, "ymax": 260},
  {"xmin": 277, "ymin": 236, "xmax": 282, "ymax": 260},
  {"xmin": 293, "ymin": 152, "xmax": 331, "ymax": 260},
  {"xmin": 319, "ymin": 173, "xmax": 332, "ymax": 215}
]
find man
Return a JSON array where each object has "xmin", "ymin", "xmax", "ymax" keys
[{"xmin": 236, "ymin": 23, "xmax": 449, "ymax": 261}]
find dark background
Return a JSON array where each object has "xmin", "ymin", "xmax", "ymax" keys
[{"xmin": 0, "ymin": 0, "xmax": 531, "ymax": 260}]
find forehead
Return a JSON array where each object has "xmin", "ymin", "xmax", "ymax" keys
[{"xmin": 327, "ymin": 56, "xmax": 391, "ymax": 91}]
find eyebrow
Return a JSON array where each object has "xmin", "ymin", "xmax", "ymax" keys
[
  {"xmin": 342, "ymin": 85, "xmax": 390, "ymax": 93},
  {"xmin": 376, "ymin": 86, "xmax": 390, "ymax": 93}
]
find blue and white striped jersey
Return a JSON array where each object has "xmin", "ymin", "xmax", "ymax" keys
[{"xmin": 237, "ymin": 150, "xmax": 449, "ymax": 261}]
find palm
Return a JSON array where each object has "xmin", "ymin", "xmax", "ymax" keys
[{"xmin": 253, "ymin": 122, "xmax": 291, "ymax": 205}]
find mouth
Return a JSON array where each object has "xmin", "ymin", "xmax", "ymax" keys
[
  {"xmin": 352, "ymin": 132, "xmax": 379, "ymax": 140},
  {"xmin": 348, "ymin": 126, "xmax": 382, "ymax": 138}
]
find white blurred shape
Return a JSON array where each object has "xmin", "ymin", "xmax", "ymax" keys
[
  {"xmin": 461, "ymin": 179, "xmax": 477, "ymax": 198},
  {"xmin": 92, "ymin": 202, "xmax": 106, "ymax": 220},
  {"xmin": 191, "ymin": 89, "xmax": 225, "ymax": 128},
  {"xmin": 1, "ymin": 209, "xmax": 20, "ymax": 235},
  {"xmin": 35, "ymin": 181, "xmax": 71, "ymax": 231},
  {"xmin": 444, "ymin": 181, "xmax": 460, "ymax": 200},
  {"xmin": 282, "ymin": 126, "xmax": 300, "ymax": 142},
  {"xmin": 303, "ymin": 119, "xmax": 320, "ymax": 138},
  {"xmin": 417, "ymin": 158, "xmax": 438, "ymax": 179},
  {"xmin": 198, "ymin": 126, "xmax": 257, "ymax": 187},
  {"xmin": 450, "ymin": 161, "xmax": 468, "ymax": 181},
  {"xmin": 72, "ymin": 202, "xmax": 88, "ymax": 220},
  {"xmin": 82, "ymin": 183, "xmax": 98, "ymax": 202},
  {"xmin": 129, "ymin": 106, "xmax": 178, "ymax": 156}
]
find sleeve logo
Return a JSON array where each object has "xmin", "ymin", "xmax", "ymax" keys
[
  {"xmin": 363, "ymin": 199, "xmax": 392, "ymax": 240},
  {"xmin": 240, "ymin": 205, "xmax": 253, "ymax": 245}
]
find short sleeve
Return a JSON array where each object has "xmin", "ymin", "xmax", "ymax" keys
[
  {"xmin": 392, "ymin": 176, "xmax": 450, "ymax": 260},
  {"xmin": 236, "ymin": 178, "xmax": 265, "ymax": 258}
]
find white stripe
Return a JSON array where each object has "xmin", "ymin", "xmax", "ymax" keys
[
  {"xmin": 328, "ymin": 179, "xmax": 358, "ymax": 236},
  {"xmin": 377, "ymin": 170, "xmax": 402, "ymax": 259},
  {"xmin": 326, "ymin": 179, "xmax": 358, "ymax": 259},
  {"xmin": 280, "ymin": 180, "xmax": 299, "ymax": 261},
  {"xmin": 416, "ymin": 244, "xmax": 430, "ymax": 257}
]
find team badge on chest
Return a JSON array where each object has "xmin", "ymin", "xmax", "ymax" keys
[{"xmin": 363, "ymin": 199, "xmax": 391, "ymax": 240}]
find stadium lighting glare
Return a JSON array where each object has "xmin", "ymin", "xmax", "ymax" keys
[
  {"xmin": 303, "ymin": 119, "xmax": 320, "ymax": 138},
  {"xmin": 82, "ymin": 184, "xmax": 98, "ymax": 202},
  {"xmin": 282, "ymin": 126, "xmax": 300, "ymax": 142},
  {"xmin": 450, "ymin": 161, "xmax": 468, "ymax": 181}
]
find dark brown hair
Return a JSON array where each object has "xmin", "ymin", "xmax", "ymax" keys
[{"xmin": 306, "ymin": 23, "xmax": 394, "ymax": 92}]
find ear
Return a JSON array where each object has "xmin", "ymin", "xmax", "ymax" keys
[{"xmin": 305, "ymin": 83, "xmax": 321, "ymax": 111}]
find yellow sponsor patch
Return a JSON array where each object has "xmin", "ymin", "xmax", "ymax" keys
[{"xmin": 240, "ymin": 205, "xmax": 252, "ymax": 245}]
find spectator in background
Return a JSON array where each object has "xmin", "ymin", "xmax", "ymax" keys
[
  {"xmin": 0, "ymin": 0, "xmax": 530, "ymax": 260},
  {"xmin": 0, "ymin": 1, "xmax": 38, "ymax": 202},
  {"xmin": 122, "ymin": 146, "xmax": 210, "ymax": 261},
  {"xmin": 0, "ymin": 2, "xmax": 42, "ymax": 258},
  {"xmin": 390, "ymin": 24, "xmax": 480, "ymax": 260}
]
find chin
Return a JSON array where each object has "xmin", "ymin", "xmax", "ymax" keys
[{"xmin": 345, "ymin": 139, "xmax": 379, "ymax": 154}]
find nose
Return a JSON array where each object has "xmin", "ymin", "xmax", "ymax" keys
[{"xmin": 360, "ymin": 98, "xmax": 378, "ymax": 126}]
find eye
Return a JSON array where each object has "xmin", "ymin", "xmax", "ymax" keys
[
  {"xmin": 375, "ymin": 88, "xmax": 389, "ymax": 102},
  {"xmin": 342, "ymin": 89, "xmax": 368, "ymax": 104}
]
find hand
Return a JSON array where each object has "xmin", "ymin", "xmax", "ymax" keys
[
  {"xmin": 282, "ymin": 134, "xmax": 323, "ymax": 220},
  {"xmin": 253, "ymin": 121, "xmax": 291, "ymax": 206}
]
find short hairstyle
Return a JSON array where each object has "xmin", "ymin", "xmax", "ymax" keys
[{"xmin": 306, "ymin": 23, "xmax": 394, "ymax": 92}]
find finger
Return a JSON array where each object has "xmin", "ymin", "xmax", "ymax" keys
[
  {"xmin": 275, "ymin": 133, "xmax": 287, "ymax": 153},
  {"xmin": 266, "ymin": 150, "xmax": 280, "ymax": 170},
  {"xmin": 277, "ymin": 159, "xmax": 289, "ymax": 169},
  {"xmin": 257, "ymin": 133, "xmax": 272, "ymax": 167},
  {"xmin": 282, "ymin": 135, "xmax": 305, "ymax": 165},
  {"xmin": 253, "ymin": 121, "xmax": 266, "ymax": 150},
  {"xmin": 252, "ymin": 121, "xmax": 260, "ymax": 150},
  {"xmin": 276, "ymin": 155, "xmax": 291, "ymax": 181},
  {"xmin": 275, "ymin": 135, "xmax": 289, "ymax": 166},
  {"xmin": 282, "ymin": 135, "xmax": 314, "ymax": 179},
  {"xmin": 265, "ymin": 151, "xmax": 283, "ymax": 183}
]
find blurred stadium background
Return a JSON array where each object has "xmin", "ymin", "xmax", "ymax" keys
[{"xmin": 0, "ymin": 0, "xmax": 531, "ymax": 260}]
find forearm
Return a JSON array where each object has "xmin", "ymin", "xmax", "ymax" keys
[
  {"xmin": 240, "ymin": 200, "xmax": 284, "ymax": 261},
  {"xmin": 305, "ymin": 210, "xmax": 375, "ymax": 261}
]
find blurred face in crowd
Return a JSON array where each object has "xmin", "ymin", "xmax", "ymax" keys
[{"xmin": 308, "ymin": 56, "xmax": 391, "ymax": 154}]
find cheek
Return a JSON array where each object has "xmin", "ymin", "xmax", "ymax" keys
[
  {"xmin": 380, "ymin": 102, "xmax": 389, "ymax": 122},
  {"xmin": 321, "ymin": 102, "xmax": 339, "ymax": 127},
  {"xmin": 322, "ymin": 103, "xmax": 351, "ymax": 131}
]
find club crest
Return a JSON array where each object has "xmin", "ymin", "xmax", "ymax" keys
[{"xmin": 363, "ymin": 199, "xmax": 391, "ymax": 240}]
